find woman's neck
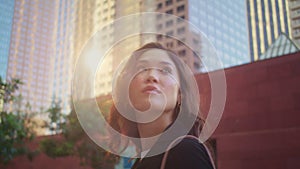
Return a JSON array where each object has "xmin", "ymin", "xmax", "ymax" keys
[{"xmin": 137, "ymin": 111, "xmax": 173, "ymax": 151}]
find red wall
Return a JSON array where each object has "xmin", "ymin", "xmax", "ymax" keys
[
  {"xmin": 1, "ymin": 135, "xmax": 93, "ymax": 169},
  {"xmin": 196, "ymin": 52, "xmax": 300, "ymax": 169}
]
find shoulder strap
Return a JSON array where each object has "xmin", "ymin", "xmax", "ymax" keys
[{"xmin": 160, "ymin": 135, "xmax": 216, "ymax": 169}]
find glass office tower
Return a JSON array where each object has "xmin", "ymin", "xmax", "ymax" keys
[
  {"xmin": 189, "ymin": 0, "xmax": 250, "ymax": 69},
  {"xmin": 246, "ymin": 0, "xmax": 291, "ymax": 61}
]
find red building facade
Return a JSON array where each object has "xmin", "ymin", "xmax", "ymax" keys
[{"xmin": 196, "ymin": 52, "xmax": 300, "ymax": 169}]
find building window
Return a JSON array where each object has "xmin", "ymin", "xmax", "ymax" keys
[
  {"xmin": 166, "ymin": 20, "xmax": 173, "ymax": 27},
  {"xmin": 177, "ymin": 16, "xmax": 184, "ymax": 23},
  {"xmin": 178, "ymin": 49, "xmax": 186, "ymax": 56},
  {"xmin": 177, "ymin": 5, "xmax": 185, "ymax": 13},
  {"xmin": 166, "ymin": 9, "xmax": 173, "ymax": 15},
  {"xmin": 166, "ymin": 0, "xmax": 173, "ymax": 6},
  {"xmin": 166, "ymin": 30, "xmax": 174, "ymax": 36},
  {"xmin": 177, "ymin": 27, "xmax": 185, "ymax": 34},
  {"xmin": 157, "ymin": 24, "xmax": 163, "ymax": 30},
  {"xmin": 157, "ymin": 3, "xmax": 162, "ymax": 10}
]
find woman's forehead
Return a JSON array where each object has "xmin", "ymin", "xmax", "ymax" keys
[{"xmin": 136, "ymin": 49, "xmax": 175, "ymax": 65}]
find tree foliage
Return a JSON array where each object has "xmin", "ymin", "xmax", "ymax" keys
[
  {"xmin": 0, "ymin": 77, "xmax": 37, "ymax": 164},
  {"xmin": 40, "ymin": 97, "xmax": 119, "ymax": 169},
  {"xmin": 44, "ymin": 101, "xmax": 66, "ymax": 134},
  {"xmin": 39, "ymin": 138, "xmax": 74, "ymax": 158}
]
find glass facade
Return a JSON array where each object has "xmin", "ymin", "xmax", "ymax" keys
[
  {"xmin": 7, "ymin": 0, "xmax": 57, "ymax": 113},
  {"xmin": 52, "ymin": 0, "xmax": 75, "ymax": 113},
  {"xmin": 260, "ymin": 33, "xmax": 299, "ymax": 60},
  {"xmin": 246, "ymin": 0, "xmax": 291, "ymax": 61},
  {"xmin": 189, "ymin": 0, "xmax": 250, "ymax": 69},
  {"xmin": 0, "ymin": 0, "xmax": 14, "ymax": 80}
]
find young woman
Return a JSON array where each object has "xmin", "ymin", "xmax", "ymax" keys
[{"xmin": 108, "ymin": 42, "xmax": 215, "ymax": 169}]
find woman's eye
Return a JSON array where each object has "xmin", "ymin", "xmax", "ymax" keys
[
  {"xmin": 160, "ymin": 67, "xmax": 172, "ymax": 74},
  {"xmin": 142, "ymin": 68, "xmax": 150, "ymax": 72},
  {"xmin": 137, "ymin": 66, "xmax": 148, "ymax": 72}
]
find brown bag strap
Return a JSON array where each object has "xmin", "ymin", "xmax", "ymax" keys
[{"xmin": 160, "ymin": 135, "xmax": 216, "ymax": 169}]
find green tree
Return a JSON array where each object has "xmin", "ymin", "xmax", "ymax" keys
[
  {"xmin": 65, "ymin": 108, "xmax": 119, "ymax": 169},
  {"xmin": 0, "ymin": 77, "xmax": 37, "ymax": 164},
  {"xmin": 40, "ymin": 97, "xmax": 119, "ymax": 169},
  {"xmin": 45, "ymin": 101, "xmax": 66, "ymax": 134}
]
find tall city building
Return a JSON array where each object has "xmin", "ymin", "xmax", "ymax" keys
[
  {"xmin": 112, "ymin": 0, "xmax": 156, "ymax": 67},
  {"xmin": 156, "ymin": 0, "xmax": 202, "ymax": 72},
  {"xmin": 86, "ymin": 0, "xmax": 250, "ymax": 96},
  {"xmin": 246, "ymin": 0, "xmax": 291, "ymax": 61},
  {"xmin": 190, "ymin": 0, "xmax": 249, "ymax": 70},
  {"xmin": 51, "ymin": 0, "xmax": 76, "ymax": 114},
  {"xmin": 6, "ymin": 0, "xmax": 57, "ymax": 112},
  {"xmin": 73, "ymin": 0, "xmax": 116, "ymax": 97},
  {"xmin": 156, "ymin": 0, "xmax": 250, "ymax": 71},
  {"xmin": 73, "ymin": 0, "xmax": 155, "ymax": 96},
  {"xmin": 0, "ymin": 0, "xmax": 14, "ymax": 80},
  {"xmin": 288, "ymin": 0, "xmax": 300, "ymax": 46},
  {"xmin": 94, "ymin": 0, "xmax": 115, "ymax": 97}
]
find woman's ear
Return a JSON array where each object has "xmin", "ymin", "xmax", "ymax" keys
[{"xmin": 177, "ymin": 90, "xmax": 181, "ymax": 105}]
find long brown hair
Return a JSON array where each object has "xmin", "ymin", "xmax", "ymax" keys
[{"xmin": 107, "ymin": 42, "xmax": 204, "ymax": 151}]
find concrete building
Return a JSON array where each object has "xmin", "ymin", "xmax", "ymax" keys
[
  {"xmin": 73, "ymin": 0, "xmax": 116, "ymax": 97},
  {"xmin": 155, "ymin": 0, "xmax": 250, "ymax": 72},
  {"xmin": 246, "ymin": 0, "xmax": 291, "ymax": 61},
  {"xmin": 78, "ymin": 0, "xmax": 249, "ymax": 95},
  {"xmin": 73, "ymin": 0, "xmax": 156, "ymax": 96},
  {"xmin": 156, "ymin": 0, "xmax": 202, "ymax": 72}
]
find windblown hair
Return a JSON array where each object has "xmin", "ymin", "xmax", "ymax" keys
[{"xmin": 107, "ymin": 42, "xmax": 205, "ymax": 152}]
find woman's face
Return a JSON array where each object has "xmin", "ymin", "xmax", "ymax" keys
[{"xmin": 129, "ymin": 49, "xmax": 180, "ymax": 115}]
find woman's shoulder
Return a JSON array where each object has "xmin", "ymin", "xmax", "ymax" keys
[
  {"xmin": 165, "ymin": 137, "xmax": 214, "ymax": 169},
  {"xmin": 171, "ymin": 137, "xmax": 207, "ymax": 156}
]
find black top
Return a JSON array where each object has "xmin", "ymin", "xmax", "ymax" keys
[{"xmin": 131, "ymin": 137, "xmax": 214, "ymax": 169}]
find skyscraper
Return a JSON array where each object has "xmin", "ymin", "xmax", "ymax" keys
[
  {"xmin": 288, "ymin": 0, "xmax": 300, "ymax": 46},
  {"xmin": 73, "ymin": 0, "xmax": 116, "ymax": 97},
  {"xmin": 156, "ymin": 0, "xmax": 250, "ymax": 71},
  {"xmin": 73, "ymin": 0, "xmax": 156, "ymax": 96},
  {"xmin": 51, "ymin": 0, "xmax": 76, "ymax": 113},
  {"xmin": 156, "ymin": 0, "xmax": 202, "ymax": 72},
  {"xmin": 74, "ymin": 0, "xmax": 249, "ymax": 97},
  {"xmin": 6, "ymin": 0, "xmax": 57, "ymax": 112},
  {"xmin": 0, "ymin": 0, "xmax": 14, "ymax": 80},
  {"xmin": 190, "ymin": 0, "xmax": 250, "ymax": 69},
  {"xmin": 246, "ymin": 0, "xmax": 291, "ymax": 61}
]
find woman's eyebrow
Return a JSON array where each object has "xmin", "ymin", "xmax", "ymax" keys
[
  {"xmin": 137, "ymin": 60, "xmax": 148, "ymax": 64},
  {"xmin": 137, "ymin": 60, "xmax": 174, "ymax": 67},
  {"xmin": 160, "ymin": 61, "xmax": 173, "ymax": 66}
]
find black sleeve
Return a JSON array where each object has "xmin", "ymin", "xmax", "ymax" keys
[{"xmin": 165, "ymin": 138, "xmax": 214, "ymax": 169}]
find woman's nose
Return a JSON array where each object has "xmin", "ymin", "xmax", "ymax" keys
[{"xmin": 146, "ymin": 68, "xmax": 159, "ymax": 83}]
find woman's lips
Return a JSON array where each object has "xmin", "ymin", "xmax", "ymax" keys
[{"xmin": 142, "ymin": 86, "xmax": 161, "ymax": 94}]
